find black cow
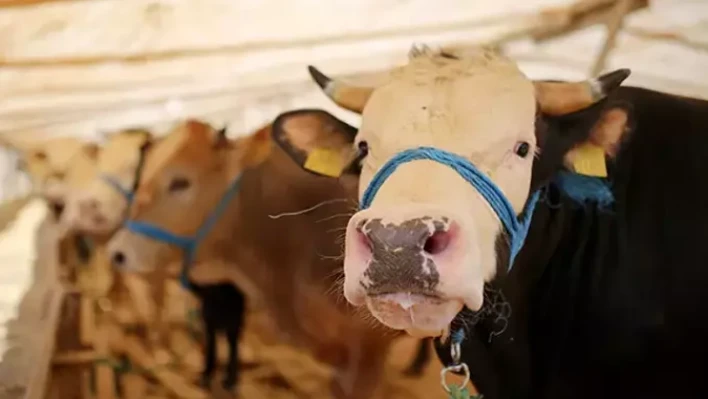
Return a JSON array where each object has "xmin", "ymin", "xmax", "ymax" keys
[
  {"xmin": 433, "ymin": 86, "xmax": 708, "ymax": 399},
  {"xmin": 272, "ymin": 47, "xmax": 708, "ymax": 399}
]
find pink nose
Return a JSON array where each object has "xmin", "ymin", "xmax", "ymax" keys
[
  {"xmin": 353, "ymin": 216, "xmax": 453, "ymax": 256},
  {"xmin": 347, "ymin": 215, "xmax": 457, "ymax": 296}
]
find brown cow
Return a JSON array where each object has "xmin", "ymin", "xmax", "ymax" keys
[{"xmin": 107, "ymin": 119, "xmax": 431, "ymax": 398}]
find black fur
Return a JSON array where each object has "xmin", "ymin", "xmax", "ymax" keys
[
  {"xmin": 189, "ymin": 281, "xmax": 247, "ymax": 392},
  {"xmin": 435, "ymin": 86, "xmax": 708, "ymax": 399}
]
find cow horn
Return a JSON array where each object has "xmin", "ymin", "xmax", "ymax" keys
[
  {"xmin": 308, "ymin": 66, "xmax": 375, "ymax": 114},
  {"xmin": 534, "ymin": 69, "xmax": 631, "ymax": 115}
]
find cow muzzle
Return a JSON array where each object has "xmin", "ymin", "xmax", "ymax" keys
[
  {"xmin": 342, "ymin": 206, "xmax": 485, "ymax": 336},
  {"xmin": 106, "ymin": 230, "xmax": 159, "ymax": 274},
  {"xmin": 73, "ymin": 194, "xmax": 116, "ymax": 234}
]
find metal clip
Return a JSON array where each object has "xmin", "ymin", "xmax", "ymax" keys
[
  {"xmin": 440, "ymin": 328, "xmax": 470, "ymax": 393},
  {"xmin": 440, "ymin": 362, "xmax": 471, "ymax": 394}
]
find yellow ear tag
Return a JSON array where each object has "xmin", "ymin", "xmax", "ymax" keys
[
  {"xmin": 303, "ymin": 147, "xmax": 346, "ymax": 177},
  {"xmin": 570, "ymin": 142, "xmax": 608, "ymax": 177}
]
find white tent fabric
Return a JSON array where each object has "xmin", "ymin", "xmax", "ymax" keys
[
  {"xmin": 0, "ymin": 2, "xmax": 706, "ymax": 396},
  {"xmin": 0, "ymin": 0, "xmax": 706, "ymax": 197}
]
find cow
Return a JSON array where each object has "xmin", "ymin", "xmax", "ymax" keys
[
  {"xmin": 106, "ymin": 119, "xmax": 433, "ymax": 398},
  {"xmin": 2, "ymin": 135, "xmax": 99, "ymax": 222},
  {"xmin": 1, "ymin": 135, "xmax": 103, "ymax": 280},
  {"xmin": 271, "ymin": 45, "xmax": 708, "ymax": 399},
  {"xmin": 63, "ymin": 127, "xmax": 153, "ymax": 237},
  {"xmin": 56, "ymin": 123, "xmax": 247, "ymax": 391}
]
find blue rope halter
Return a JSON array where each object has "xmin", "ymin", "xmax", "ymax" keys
[
  {"xmin": 123, "ymin": 177, "xmax": 242, "ymax": 289},
  {"xmin": 360, "ymin": 146, "xmax": 540, "ymax": 269},
  {"xmin": 100, "ymin": 174, "xmax": 134, "ymax": 203}
]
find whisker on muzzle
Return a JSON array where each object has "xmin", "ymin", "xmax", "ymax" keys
[
  {"xmin": 267, "ymin": 198, "xmax": 351, "ymax": 219},
  {"xmin": 317, "ymin": 212, "xmax": 357, "ymax": 223}
]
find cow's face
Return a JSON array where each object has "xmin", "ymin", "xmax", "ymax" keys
[
  {"xmin": 64, "ymin": 129, "xmax": 153, "ymax": 235},
  {"xmin": 276, "ymin": 46, "xmax": 631, "ymax": 336},
  {"xmin": 13, "ymin": 137, "xmax": 99, "ymax": 221},
  {"xmin": 107, "ymin": 120, "xmax": 270, "ymax": 273}
]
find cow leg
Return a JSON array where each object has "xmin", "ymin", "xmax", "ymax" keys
[
  {"xmin": 331, "ymin": 337, "xmax": 389, "ymax": 399},
  {"xmin": 199, "ymin": 298, "xmax": 218, "ymax": 390},
  {"xmin": 403, "ymin": 338, "xmax": 432, "ymax": 377},
  {"xmin": 222, "ymin": 288, "xmax": 246, "ymax": 391}
]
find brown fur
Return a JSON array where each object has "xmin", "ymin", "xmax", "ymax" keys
[{"xmin": 109, "ymin": 119, "xmax": 430, "ymax": 398}]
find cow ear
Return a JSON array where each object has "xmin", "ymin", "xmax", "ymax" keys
[
  {"xmin": 213, "ymin": 126, "xmax": 231, "ymax": 150},
  {"xmin": 562, "ymin": 106, "xmax": 630, "ymax": 176},
  {"xmin": 272, "ymin": 109, "xmax": 359, "ymax": 178},
  {"xmin": 537, "ymin": 102, "xmax": 631, "ymax": 183}
]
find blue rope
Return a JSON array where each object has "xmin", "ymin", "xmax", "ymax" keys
[
  {"xmin": 552, "ymin": 171, "xmax": 614, "ymax": 209},
  {"xmin": 124, "ymin": 176, "xmax": 242, "ymax": 289},
  {"xmin": 100, "ymin": 174, "xmax": 134, "ymax": 203},
  {"xmin": 451, "ymin": 328, "xmax": 466, "ymax": 346},
  {"xmin": 360, "ymin": 147, "xmax": 540, "ymax": 268},
  {"xmin": 367, "ymin": 148, "xmax": 616, "ymax": 354}
]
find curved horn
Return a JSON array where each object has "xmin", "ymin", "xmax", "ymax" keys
[
  {"xmin": 308, "ymin": 66, "xmax": 375, "ymax": 114},
  {"xmin": 534, "ymin": 68, "xmax": 631, "ymax": 115}
]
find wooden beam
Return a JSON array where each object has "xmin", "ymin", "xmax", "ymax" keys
[
  {"xmin": 94, "ymin": 324, "xmax": 118, "ymax": 399},
  {"xmin": 625, "ymin": 26, "xmax": 708, "ymax": 53},
  {"xmin": 121, "ymin": 334, "xmax": 209, "ymax": 399},
  {"xmin": 53, "ymin": 350, "xmax": 97, "ymax": 365},
  {"xmin": 79, "ymin": 296, "xmax": 95, "ymax": 345},
  {"xmin": 590, "ymin": 0, "xmax": 636, "ymax": 76},
  {"xmin": 0, "ymin": 11, "xmax": 532, "ymax": 67},
  {"xmin": 531, "ymin": 0, "xmax": 648, "ymax": 42},
  {"xmin": 0, "ymin": 0, "xmax": 89, "ymax": 8},
  {"xmin": 121, "ymin": 373, "xmax": 149, "ymax": 399}
]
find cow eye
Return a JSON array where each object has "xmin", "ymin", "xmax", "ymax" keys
[
  {"xmin": 354, "ymin": 140, "xmax": 369, "ymax": 164},
  {"xmin": 357, "ymin": 140, "xmax": 369, "ymax": 155},
  {"xmin": 168, "ymin": 176, "xmax": 191, "ymax": 192},
  {"xmin": 342, "ymin": 141, "xmax": 369, "ymax": 174},
  {"xmin": 514, "ymin": 141, "xmax": 530, "ymax": 158}
]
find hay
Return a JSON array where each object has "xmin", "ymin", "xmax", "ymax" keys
[{"xmin": 46, "ymin": 240, "xmax": 456, "ymax": 399}]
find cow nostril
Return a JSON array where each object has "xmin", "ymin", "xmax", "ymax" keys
[
  {"xmin": 356, "ymin": 229, "xmax": 373, "ymax": 253},
  {"xmin": 424, "ymin": 230, "xmax": 451, "ymax": 255},
  {"xmin": 51, "ymin": 202, "xmax": 65, "ymax": 219},
  {"xmin": 111, "ymin": 251, "xmax": 126, "ymax": 267}
]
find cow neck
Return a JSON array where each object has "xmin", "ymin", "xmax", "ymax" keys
[{"xmin": 360, "ymin": 146, "xmax": 540, "ymax": 270}]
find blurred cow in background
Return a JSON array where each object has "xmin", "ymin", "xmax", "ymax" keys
[
  {"xmin": 108, "ymin": 119, "xmax": 432, "ymax": 398},
  {"xmin": 1, "ymin": 135, "xmax": 99, "ymax": 223}
]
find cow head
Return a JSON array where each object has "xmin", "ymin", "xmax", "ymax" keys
[
  {"xmin": 275, "ymin": 46, "xmax": 631, "ymax": 336},
  {"xmin": 6, "ymin": 136, "xmax": 100, "ymax": 221},
  {"xmin": 107, "ymin": 120, "xmax": 271, "ymax": 273},
  {"xmin": 64, "ymin": 128, "xmax": 154, "ymax": 236}
]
